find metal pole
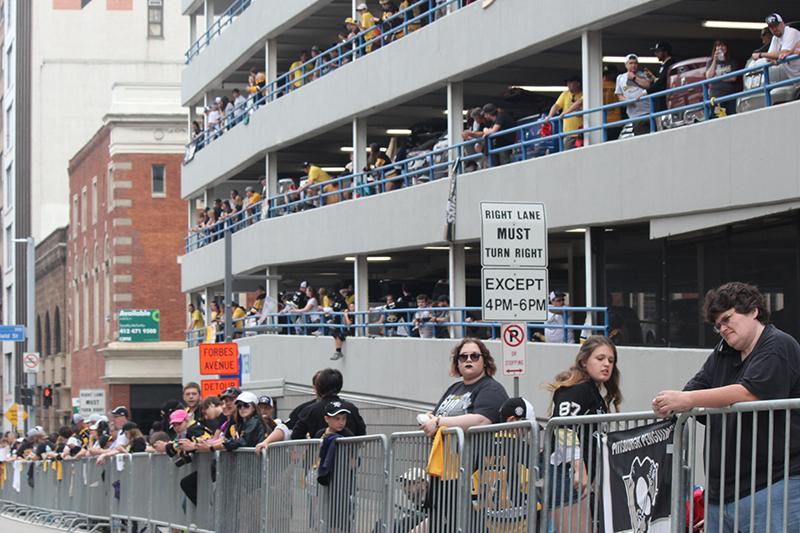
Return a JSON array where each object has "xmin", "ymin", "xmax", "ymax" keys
[
  {"xmin": 224, "ymin": 229, "xmax": 232, "ymax": 341},
  {"xmin": 513, "ymin": 376, "xmax": 519, "ymax": 397},
  {"xmin": 26, "ymin": 238, "xmax": 35, "ymax": 429}
]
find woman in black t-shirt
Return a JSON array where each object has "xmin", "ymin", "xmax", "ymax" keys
[{"xmin": 546, "ymin": 336, "xmax": 622, "ymax": 533}]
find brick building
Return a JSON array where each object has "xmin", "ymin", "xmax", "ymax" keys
[
  {"xmin": 34, "ymin": 227, "xmax": 69, "ymax": 431},
  {"xmin": 66, "ymin": 83, "xmax": 186, "ymax": 430}
]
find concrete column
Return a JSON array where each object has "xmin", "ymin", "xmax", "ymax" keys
[
  {"xmin": 581, "ymin": 227, "xmax": 595, "ymax": 340},
  {"xmin": 447, "ymin": 82, "xmax": 464, "ymax": 164},
  {"xmin": 264, "ymin": 152, "xmax": 278, "ymax": 219},
  {"xmin": 203, "ymin": 287, "xmax": 212, "ymax": 325},
  {"xmin": 448, "ymin": 243, "xmax": 466, "ymax": 339},
  {"xmin": 352, "ymin": 118, "xmax": 368, "ymax": 182},
  {"xmin": 204, "ymin": 0, "xmax": 216, "ymax": 31},
  {"xmin": 354, "ymin": 256, "xmax": 369, "ymax": 335},
  {"xmin": 266, "ymin": 39, "xmax": 277, "ymax": 101},
  {"xmin": 265, "ymin": 266, "xmax": 280, "ymax": 306},
  {"xmin": 581, "ymin": 30, "xmax": 604, "ymax": 146},
  {"xmin": 189, "ymin": 14, "xmax": 197, "ymax": 46}
]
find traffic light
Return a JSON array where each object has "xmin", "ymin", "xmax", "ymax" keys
[{"xmin": 43, "ymin": 386, "xmax": 53, "ymax": 408}]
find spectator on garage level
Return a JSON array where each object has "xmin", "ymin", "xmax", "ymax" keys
[
  {"xmin": 462, "ymin": 107, "xmax": 488, "ymax": 170},
  {"xmin": 754, "ymin": 26, "xmax": 772, "ymax": 55},
  {"xmin": 546, "ymin": 75, "xmax": 583, "ymax": 150},
  {"xmin": 310, "ymin": 46, "xmax": 324, "ymax": 81},
  {"xmin": 232, "ymin": 88, "xmax": 247, "ymax": 121},
  {"xmin": 291, "ymin": 369, "xmax": 367, "ymax": 439},
  {"xmin": 380, "ymin": 0, "xmax": 400, "ymax": 41},
  {"xmin": 297, "ymin": 162, "xmax": 340, "ymax": 206},
  {"xmin": 247, "ymin": 67, "xmax": 266, "ymax": 106},
  {"xmin": 397, "ymin": 0, "xmax": 422, "ymax": 36},
  {"xmin": 480, "ymin": 103, "xmax": 517, "ymax": 166},
  {"xmin": 319, "ymin": 287, "xmax": 332, "ymax": 308},
  {"xmin": 432, "ymin": 294, "xmax": 451, "ymax": 339},
  {"xmin": 191, "ymin": 120, "xmax": 204, "ymax": 149},
  {"xmin": 183, "ymin": 382, "xmax": 203, "ymax": 421},
  {"xmin": 342, "ymin": 17, "xmax": 361, "ymax": 46},
  {"xmin": 649, "ymin": 42, "xmax": 677, "ymax": 129},
  {"xmin": 290, "ymin": 50, "xmax": 312, "ymax": 90},
  {"xmin": 329, "ymin": 286, "xmax": 352, "ymax": 360},
  {"xmin": 412, "ymin": 294, "xmax": 434, "ymax": 339},
  {"xmin": 206, "ymin": 100, "xmax": 222, "ymax": 137},
  {"xmin": 757, "ymin": 13, "xmax": 800, "ymax": 84},
  {"xmin": 218, "ymin": 200, "xmax": 235, "ymax": 224},
  {"xmin": 325, "ymin": 44, "xmax": 343, "ymax": 73},
  {"xmin": 357, "ymin": 3, "xmax": 381, "ymax": 53},
  {"xmin": 602, "ymin": 65, "xmax": 624, "ymax": 140},
  {"xmin": 232, "ymin": 302, "xmax": 247, "ymax": 338},
  {"xmin": 544, "ymin": 290, "xmax": 571, "ymax": 343},
  {"xmin": 615, "ymin": 53, "xmax": 653, "ymax": 136},
  {"xmin": 221, "ymin": 96, "xmax": 234, "ymax": 130},
  {"xmin": 248, "ymin": 285, "xmax": 267, "ymax": 316},
  {"xmin": 243, "ymin": 186, "xmax": 263, "ymax": 219},
  {"xmin": 373, "ymin": 293, "xmax": 406, "ymax": 337},
  {"xmin": 186, "ymin": 303, "xmax": 204, "ymax": 334},
  {"xmin": 705, "ymin": 40, "xmax": 738, "ymax": 117}
]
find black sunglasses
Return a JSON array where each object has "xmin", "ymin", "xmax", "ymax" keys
[{"xmin": 457, "ymin": 352, "xmax": 482, "ymax": 363}]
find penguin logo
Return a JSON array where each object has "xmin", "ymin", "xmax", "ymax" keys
[{"xmin": 622, "ymin": 456, "xmax": 659, "ymax": 533}]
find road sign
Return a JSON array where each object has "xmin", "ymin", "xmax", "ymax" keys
[
  {"xmin": 0, "ymin": 325, "xmax": 26, "ymax": 342},
  {"xmin": 23, "ymin": 352, "xmax": 40, "ymax": 374},
  {"xmin": 199, "ymin": 343, "xmax": 239, "ymax": 376},
  {"xmin": 501, "ymin": 322, "xmax": 527, "ymax": 376},
  {"xmin": 4, "ymin": 403, "xmax": 19, "ymax": 427},
  {"xmin": 201, "ymin": 378, "xmax": 241, "ymax": 399},
  {"xmin": 79, "ymin": 389, "xmax": 106, "ymax": 417},
  {"xmin": 481, "ymin": 202, "xmax": 547, "ymax": 267},
  {"xmin": 481, "ymin": 267, "xmax": 548, "ymax": 321},
  {"xmin": 118, "ymin": 309, "xmax": 160, "ymax": 342}
]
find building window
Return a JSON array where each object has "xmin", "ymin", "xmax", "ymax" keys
[
  {"xmin": 55, "ymin": 307, "xmax": 62, "ymax": 354},
  {"xmin": 81, "ymin": 187, "xmax": 87, "ymax": 232},
  {"xmin": 93, "ymin": 245, "xmax": 100, "ymax": 344},
  {"xmin": 45, "ymin": 312, "xmax": 52, "ymax": 356},
  {"xmin": 72, "ymin": 195, "xmax": 79, "ymax": 237},
  {"xmin": 91, "ymin": 177, "xmax": 98, "ymax": 224},
  {"xmin": 83, "ymin": 250, "xmax": 89, "ymax": 348},
  {"xmin": 6, "ymin": 43, "xmax": 13, "ymax": 89},
  {"xmin": 147, "ymin": 0, "xmax": 163, "ymax": 38},
  {"xmin": 4, "ymin": 225, "xmax": 11, "ymax": 267},
  {"xmin": 107, "ymin": 167, "xmax": 114, "ymax": 212},
  {"xmin": 151, "ymin": 164, "xmax": 165, "ymax": 196},
  {"xmin": 104, "ymin": 238, "xmax": 111, "ymax": 341},
  {"xmin": 5, "ymin": 162, "xmax": 13, "ymax": 209},
  {"xmin": 5, "ymin": 105, "xmax": 12, "ymax": 149}
]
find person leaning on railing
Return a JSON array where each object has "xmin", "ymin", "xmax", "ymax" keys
[
  {"xmin": 755, "ymin": 13, "xmax": 800, "ymax": 84},
  {"xmin": 653, "ymin": 282, "xmax": 800, "ymax": 531}
]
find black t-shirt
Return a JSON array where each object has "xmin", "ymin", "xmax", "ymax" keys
[
  {"xmin": 684, "ymin": 325, "xmax": 800, "ymax": 503},
  {"xmin": 314, "ymin": 427, "xmax": 355, "ymax": 439},
  {"xmin": 551, "ymin": 381, "xmax": 608, "ymax": 470},
  {"xmin": 290, "ymin": 396, "xmax": 367, "ymax": 440},
  {"xmin": 291, "ymin": 290, "xmax": 308, "ymax": 309},
  {"xmin": 434, "ymin": 375, "xmax": 509, "ymax": 424},
  {"xmin": 285, "ymin": 399, "xmax": 317, "ymax": 430},
  {"xmin": 204, "ymin": 414, "xmax": 227, "ymax": 434},
  {"xmin": 129, "ymin": 437, "xmax": 147, "ymax": 453},
  {"xmin": 489, "ymin": 111, "xmax": 517, "ymax": 147}
]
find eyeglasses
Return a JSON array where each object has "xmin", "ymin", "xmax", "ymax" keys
[
  {"xmin": 713, "ymin": 311, "xmax": 736, "ymax": 334},
  {"xmin": 236, "ymin": 403, "xmax": 252, "ymax": 409},
  {"xmin": 458, "ymin": 352, "xmax": 482, "ymax": 363}
]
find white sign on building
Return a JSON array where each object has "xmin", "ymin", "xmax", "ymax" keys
[
  {"xmin": 480, "ymin": 202, "xmax": 547, "ymax": 267},
  {"xmin": 481, "ymin": 267, "xmax": 549, "ymax": 322},
  {"xmin": 79, "ymin": 389, "xmax": 106, "ymax": 417}
]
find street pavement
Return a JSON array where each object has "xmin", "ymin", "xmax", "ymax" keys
[{"xmin": 0, "ymin": 514, "xmax": 68, "ymax": 532}]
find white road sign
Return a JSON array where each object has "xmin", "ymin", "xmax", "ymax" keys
[
  {"xmin": 79, "ymin": 389, "xmax": 106, "ymax": 417},
  {"xmin": 23, "ymin": 352, "xmax": 40, "ymax": 374},
  {"xmin": 481, "ymin": 202, "xmax": 547, "ymax": 267},
  {"xmin": 481, "ymin": 267, "xmax": 549, "ymax": 321},
  {"xmin": 501, "ymin": 322, "xmax": 527, "ymax": 376}
]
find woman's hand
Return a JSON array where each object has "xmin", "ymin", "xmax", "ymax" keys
[
  {"xmin": 421, "ymin": 416, "xmax": 439, "ymax": 438},
  {"xmin": 572, "ymin": 461, "xmax": 589, "ymax": 496}
]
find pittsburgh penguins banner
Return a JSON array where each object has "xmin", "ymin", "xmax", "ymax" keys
[{"xmin": 602, "ymin": 419, "xmax": 675, "ymax": 533}]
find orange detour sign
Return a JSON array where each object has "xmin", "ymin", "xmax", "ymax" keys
[
  {"xmin": 199, "ymin": 342, "xmax": 240, "ymax": 376},
  {"xmin": 201, "ymin": 378, "xmax": 240, "ymax": 399}
]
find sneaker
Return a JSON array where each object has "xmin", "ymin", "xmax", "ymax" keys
[{"xmin": 330, "ymin": 351, "xmax": 343, "ymax": 360}]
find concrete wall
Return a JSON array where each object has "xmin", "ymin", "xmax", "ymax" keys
[
  {"xmin": 181, "ymin": 0, "xmax": 673, "ymax": 198},
  {"xmin": 181, "ymin": 100, "xmax": 800, "ymax": 292},
  {"xmin": 183, "ymin": 335, "xmax": 708, "ymax": 421},
  {"xmin": 182, "ymin": 0, "xmax": 336, "ymax": 105}
]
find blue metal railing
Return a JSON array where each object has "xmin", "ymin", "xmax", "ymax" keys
[
  {"xmin": 184, "ymin": 56, "xmax": 800, "ymax": 252},
  {"xmin": 185, "ymin": 305, "xmax": 610, "ymax": 346},
  {"xmin": 185, "ymin": 0, "xmax": 254, "ymax": 64},
  {"xmin": 184, "ymin": 0, "xmax": 464, "ymax": 155}
]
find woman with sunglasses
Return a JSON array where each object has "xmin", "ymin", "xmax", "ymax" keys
[
  {"xmin": 546, "ymin": 335, "xmax": 622, "ymax": 533},
  {"xmin": 421, "ymin": 338, "xmax": 509, "ymax": 435},
  {"xmin": 222, "ymin": 391, "xmax": 266, "ymax": 451}
]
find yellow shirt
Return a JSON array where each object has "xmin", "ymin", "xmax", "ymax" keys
[
  {"xmin": 245, "ymin": 192, "xmax": 263, "ymax": 207},
  {"xmin": 360, "ymin": 11, "xmax": 380, "ymax": 46},
  {"xmin": 232, "ymin": 307, "xmax": 247, "ymax": 329},
  {"xmin": 191, "ymin": 309, "xmax": 204, "ymax": 330},
  {"xmin": 603, "ymin": 79, "xmax": 623, "ymax": 122},
  {"xmin": 307, "ymin": 166, "xmax": 332, "ymax": 185},
  {"xmin": 555, "ymin": 90, "xmax": 583, "ymax": 132},
  {"xmin": 290, "ymin": 60, "xmax": 305, "ymax": 89}
]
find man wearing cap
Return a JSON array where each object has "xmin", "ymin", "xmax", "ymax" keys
[
  {"xmin": 356, "ymin": 3, "xmax": 380, "ymax": 53},
  {"xmin": 94, "ymin": 406, "xmax": 131, "ymax": 464},
  {"xmin": 545, "ymin": 76, "xmax": 583, "ymax": 150},
  {"xmin": 649, "ymin": 42, "xmax": 676, "ymax": 129},
  {"xmin": 257, "ymin": 395, "xmax": 275, "ymax": 422},
  {"xmin": 64, "ymin": 414, "xmax": 91, "ymax": 458},
  {"xmin": 544, "ymin": 291, "xmax": 572, "ymax": 343},
  {"xmin": 615, "ymin": 54, "xmax": 653, "ymax": 136},
  {"xmin": 243, "ymin": 186, "xmax": 263, "ymax": 219},
  {"xmin": 755, "ymin": 14, "xmax": 800, "ymax": 82}
]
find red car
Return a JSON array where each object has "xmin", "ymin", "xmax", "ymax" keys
[{"xmin": 663, "ymin": 57, "xmax": 711, "ymax": 129}]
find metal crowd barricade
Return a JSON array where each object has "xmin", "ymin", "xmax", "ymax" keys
[
  {"xmin": 215, "ymin": 448, "xmax": 265, "ymax": 533},
  {"xmin": 463, "ymin": 421, "xmax": 540, "ymax": 533},
  {"xmin": 388, "ymin": 428, "xmax": 464, "ymax": 533},
  {"xmin": 189, "ymin": 451, "xmax": 217, "ymax": 533},
  {"xmin": 322, "ymin": 435, "xmax": 388, "ymax": 532},
  {"xmin": 670, "ymin": 399, "xmax": 800, "ymax": 533},
  {"xmin": 148, "ymin": 452, "xmax": 184, "ymax": 530},
  {"xmin": 264, "ymin": 439, "xmax": 323, "ymax": 533},
  {"xmin": 539, "ymin": 411, "xmax": 660, "ymax": 533}
]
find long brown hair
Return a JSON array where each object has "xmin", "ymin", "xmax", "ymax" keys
[
  {"xmin": 449, "ymin": 338, "xmax": 497, "ymax": 378},
  {"xmin": 546, "ymin": 336, "xmax": 622, "ymax": 411}
]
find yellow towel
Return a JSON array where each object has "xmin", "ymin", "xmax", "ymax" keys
[
  {"xmin": 56, "ymin": 460, "xmax": 63, "ymax": 481},
  {"xmin": 425, "ymin": 427, "xmax": 459, "ymax": 480}
]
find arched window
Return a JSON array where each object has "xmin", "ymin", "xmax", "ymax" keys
[
  {"xmin": 36, "ymin": 315, "xmax": 42, "ymax": 354},
  {"xmin": 54, "ymin": 307, "xmax": 62, "ymax": 354},
  {"xmin": 93, "ymin": 244, "xmax": 100, "ymax": 344},
  {"xmin": 104, "ymin": 236, "xmax": 111, "ymax": 341},
  {"xmin": 45, "ymin": 311, "xmax": 51, "ymax": 356}
]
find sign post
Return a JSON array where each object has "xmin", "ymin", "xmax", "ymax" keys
[{"xmin": 481, "ymin": 202, "xmax": 549, "ymax": 397}]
